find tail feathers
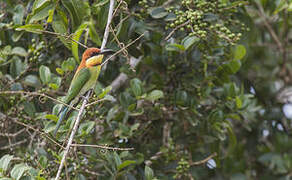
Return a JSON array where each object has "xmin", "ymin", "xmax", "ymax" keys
[{"xmin": 54, "ymin": 106, "xmax": 69, "ymax": 136}]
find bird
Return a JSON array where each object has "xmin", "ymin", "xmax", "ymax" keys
[{"xmin": 54, "ymin": 47, "xmax": 113, "ymax": 135}]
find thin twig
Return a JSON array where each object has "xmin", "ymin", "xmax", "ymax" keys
[
  {"xmin": 165, "ymin": 20, "xmax": 190, "ymax": 40},
  {"xmin": 36, "ymin": 30, "xmax": 88, "ymax": 49},
  {"xmin": 0, "ymin": 128, "xmax": 25, "ymax": 137},
  {"xmin": 12, "ymin": 119, "xmax": 64, "ymax": 149},
  {"xmin": 101, "ymin": 0, "xmax": 115, "ymax": 50},
  {"xmin": 255, "ymin": 1, "xmax": 283, "ymax": 52},
  {"xmin": 110, "ymin": 25, "xmax": 129, "ymax": 61},
  {"xmin": 71, "ymin": 144, "xmax": 134, "ymax": 151},
  {"xmin": 85, "ymin": 98, "xmax": 107, "ymax": 107},
  {"xmin": 0, "ymin": 139, "xmax": 27, "ymax": 150},
  {"xmin": 55, "ymin": 91, "xmax": 91, "ymax": 180},
  {"xmin": 190, "ymin": 152, "xmax": 217, "ymax": 166},
  {"xmin": 101, "ymin": 33, "xmax": 144, "ymax": 67},
  {"xmin": 0, "ymin": 91, "xmax": 79, "ymax": 111}
]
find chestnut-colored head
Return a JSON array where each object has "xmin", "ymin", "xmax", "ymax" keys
[
  {"xmin": 77, "ymin": 48, "xmax": 114, "ymax": 72},
  {"xmin": 83, "ymin": 48, "xmax": 103, "ymax": 67}
]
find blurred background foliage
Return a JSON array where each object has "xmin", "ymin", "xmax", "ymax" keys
[{"xmin": 0, "ymin": 0, "xmax": 291, "ymax": 179}]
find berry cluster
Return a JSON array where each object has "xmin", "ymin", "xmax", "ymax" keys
[
  {"xmin": 28, "ymin": 39, "xmax": 45, "ymax": 62},
  {"xmin": 173, "ymin": 158, "xmax": 191, "ymax": 179},
  {"xmin": 166, "ymin": 0, "xmax": 247, "ymax": 44}
]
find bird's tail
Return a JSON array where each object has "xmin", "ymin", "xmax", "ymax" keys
[{"xmin": 54, "ymin": 106, "xmax": 69, "ymax": 136}]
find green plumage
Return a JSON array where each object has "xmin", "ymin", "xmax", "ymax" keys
[
  {"xmin": 64, "ymin": 66, "xmax": 101, "ymax": 104},
  {"xmin": 54, "ymin": 66, "xmax": 101, "ymax": 135}
]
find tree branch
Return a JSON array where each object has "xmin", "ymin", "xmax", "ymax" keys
[
  {"xmin": 54, "ymin": 0, "xmax": 115, "ymax": 179},
  {"xmin": 255, "ymin": 1, "xmax": 283, "ymax": 53},
  {"xmin": 190, "ymin": 152, "xmax": 217, "ymax": 166}
]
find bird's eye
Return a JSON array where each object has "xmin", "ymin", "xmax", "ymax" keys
[{"xmin": 90, "ymin": 51, "xmax": 100, "ymax": 57}]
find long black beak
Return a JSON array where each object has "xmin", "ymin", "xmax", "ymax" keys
[{"xmin": 100, "ymin": 49, "xmax": 115, "ymax": 55}]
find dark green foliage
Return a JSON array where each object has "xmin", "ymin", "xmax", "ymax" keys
[{"xmin": 0, "ymin": 0, "xmax": 291, "ymax": 179}]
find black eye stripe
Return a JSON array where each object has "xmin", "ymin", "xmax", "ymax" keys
[
  {"xmin": 91, "ymin": 52, "xmax": 100, "ymax": 57},
  {"xmin": 86, "ymin": 51, "xmax": 100, "ymax": 60}
]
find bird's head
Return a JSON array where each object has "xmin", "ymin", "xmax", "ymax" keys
[{"xmin": 82, "ymin": 48, "xmax": 114, "ymax": 67}]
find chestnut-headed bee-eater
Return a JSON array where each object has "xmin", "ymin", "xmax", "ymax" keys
[{"xmin": 54, "ymin": 48, "xmax": 113, "ymax": 135}]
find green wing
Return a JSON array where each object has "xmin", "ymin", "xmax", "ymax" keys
[{"xmin": 64, "ymin": 68, "xmax": 90, "ymax": 104}]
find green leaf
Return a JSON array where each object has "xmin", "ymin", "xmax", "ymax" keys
[
  {"xmin": 56, "ymin": 67, "xmax": 64, "ymax": 75},
  {"xmin": 165, "ymin": 43, "xmax": 185, "ymax": 52},
  {"xmin": 106, "ymin": 105, "xmax": 119, "ymax": 123},
  {"xmin": 235, "ymin": 96, "xmax": 242, "ymax": 108},
  {"xmin": 39, "ymin": 156, "xmax": 48, "ymax": 168},
  {"xmin": 79, "ymin": 121, "xmax": 95, "ymax": 135},
  {"xmin": 23, "ymin": 75, "xmax": 41, "ymax": 88},
  {"xmin": 114, "ymin": 152, "xmax": 122, "ymax": 167},
  {"xmin": 146, "ymin": 90, "xmax": 164, "ymax": 101},
  {"xmin": 15, "ymin": 24, "xmax": 44, "ymax": 34},
  {"xmin": 44, "ymin": 121, "xmax": 56, "ymax": 133},
  {"xmin": 47, "ymin": 8, "xmax": 55, "ymax": 23},
  {"xmin": 39, "ymin": 65, "xmax": 51, "ymax": 84},
  {"xmin": 182, "ymin": 36, "xmax": 200, "ymax": 50},
  {"xmin": 26, "ymin": 0, "xmax": 53, "ymax": 23},
  {"xmin": 164, "ymin": 13, "xmax": 176, "ymax": 21},
  {"xmin": 11, "ymin": 47, "xmax": 27, "ymax": 57},
  {"xmin": 72, "ymin": 23, "xmax": 88, "ymax": 63},
  {"xmin": 12, "ymin": 32, "xmax": 24, "ymax": 42},
  {"xmin": 52, "ymin": 10, "xmax": 70, "ymax": 48},
  {"xmin": 22, "ymin": 101, "xmax": 36, "ymax": 117},
  {"xmin": 145, "ymin": 166, "xmax": 154, "ymax": 180},
  {"xmin": 62, "ymin": 0, "xmax": 88, "ymax": 31},
  {"xmin": 61, "ymin": 57, "xmax": 76, "ymax": 71},
  {"xmin": 10, "ymin": 56, "xmax": 25, "ymax": 78},
  {"xmin": 45, "ymin": 114, "xmax": 58, "ymax": 122},
  {"xmin": 98, "ymin": 86, "xmax": 112, "ymax": 99},
  {"xmin": 150, "ymin": 7, "xmax": 168, "ymax": 19},
  {"xmin": 227, "ymin": 59, "xmax": 241, "ymax": 74},
  {"xmin": 175, "ymin": 90, "xmax": 188, "ymax": 106},
  {"xmin": 2, "ymin": 45, "xmax": 12, "ymax": 56},
  {"xmin": 88, "ymin": 21, "xmax": 101, "ymax": 46},
  {"xmin": 117, "ymin": 160, "xmax": 136, "ymax": 171},
  {"xmin": 0, "ymin": 155, "xmax": 13, "ymax": 172},
  {"xmin": 119, "ymin": 92, "xmax": 134, "ymax": 108},
  {"xmin": 224, "ymin": 121, "xmax": 237, "ymax": 154},
  {"xmin": 130, "ymin": 78, "xmax": 142, "ymax": 97},
  {"xmin": 233, "ymin": 45, "xmax": 246, "ymax": 60},
  {"xmin": 273, "ymin": 0, "xmax": 288, "ymax": 14},
  {"xmin": 13, "ymin": 5, "xmax": 25, "ymax": 25},
  {"xmin": 10, "ymin": 163, "xmax": 31, "ymax": 180}
]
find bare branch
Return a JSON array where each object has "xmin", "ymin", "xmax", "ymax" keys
[
  {"xmin": 0, "ymin": 91, "xmax": 79, "ymax": 111},
  {"xmin": 190, "ymin": 152, "xmax": 217, "ymax": 166},
  {"xmin": 255, "ymin": 1, "xmax": 283, "ymax": 52},
  {"xmin": 165, "ymin": 20, "xmax": 190, "ymax": 40},
  {"xmin": 0, "ymin": 139, "xmax": 27, "ymax": 150},
  {"xmin": 55, "ymin": 91, "xmax": 91, "ymax": 180},
  {"xmin": 12, "ymin": 119, "xmax": 64, "ymax": 149},
  {"xmin": 36, "ymin": 30, "xmax": 88, "ymax": 49},
  {"xmin": 0, "ymin": 128, "xmax": 25, "ymax": 137},
  {"xmin": 71, "ymin": 143, "xmax": 134, "ymax": 151},
  {"xmin": 101, "ymin": 33, "xmax": 144, "ymax": 67},
  {"xmin": 101, "ymin": 0, "xmax": 115, "ymax": 50}
]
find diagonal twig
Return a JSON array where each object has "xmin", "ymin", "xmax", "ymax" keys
[
  {"xmin": 71, "ymin": 143, "xmax": 134, "ymax": 151},
  {"xmin": 0, "ymin": 91, "xmax": 79, "ymax": 111},
  {"xmin": 190, "ymin": 152, "xmax": 217, "ymax": 166}
]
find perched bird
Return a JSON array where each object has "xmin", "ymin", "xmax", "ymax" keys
[{"xmin": 54, "ymin": 48, "xmax": 113, "ymax": 135}]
